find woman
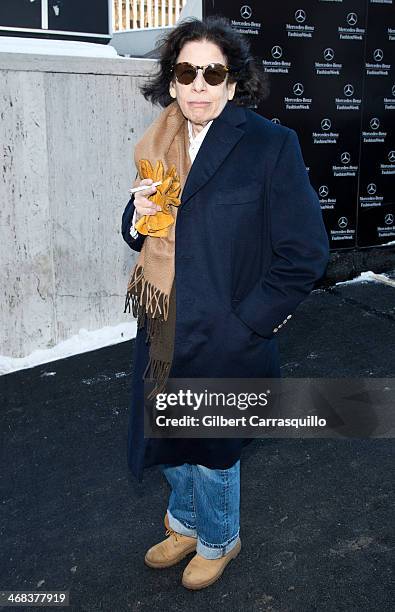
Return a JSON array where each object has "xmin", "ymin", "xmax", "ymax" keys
[{"xmin": 121, "ymin": 16, "xmax": 330, "ymax": 590}]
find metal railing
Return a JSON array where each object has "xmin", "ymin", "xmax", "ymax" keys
[{"xmin": 113, "ymin": 0, "xmax": 188, "ymax": 31}]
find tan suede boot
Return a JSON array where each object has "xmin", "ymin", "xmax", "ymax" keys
[
  {"xmin": 181, "ymin": 538, "xmax": 241, "ymax": 590},
  {"xmin": 144, "ymin": 514, "xmax": 197, "ymax": 569}
]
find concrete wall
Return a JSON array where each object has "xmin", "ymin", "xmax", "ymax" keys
[{"xmin": 0, "ymin": 53, "xmax": 159, "ymax": 357}]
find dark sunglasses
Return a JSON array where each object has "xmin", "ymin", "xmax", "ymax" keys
[{"xmin": 172, "ymin": 62, "xmax": 230, "ymax": 86}]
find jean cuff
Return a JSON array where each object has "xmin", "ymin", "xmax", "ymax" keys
[
  {"xmin": 196, "ymin": 531, "xmax": 240, "ymax": 559},
  {"xmin": 167, "ymin": 510, "xmax": 197, "ymax": 538}
]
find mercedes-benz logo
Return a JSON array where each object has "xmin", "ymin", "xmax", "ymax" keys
[
  {"xmin": 293, "ymin": 82, "xmax": 304, "ymax": 96},
  {"xmin": 295, "ymin": 9, "xmax": 306, "ymax": 23},
  {"xmin": 341, "ymin": 152, "xmax": 351, "ymax": 164},
  {"xmin": 319, "ymin": 185, "xmax": 329, "ymax": 198},
  {"xmin": 374, "ymin": 48, "xmax": 384, "ymax": 62},
  {"xmin": 367, "ymin": 183, "xmax": 376, "ymax": 195},
  {"xmin": 344, "ymin": 84, "xmax": 354, "ymax": 97},
  {"xmin": 324, "ymin": 48, "xmax": 334, "ymax": 62},
  {"xmin": 388, "ymin": 151, "xmax": 395, "ymax": 163},
  {"xmin": 271, "ymin": 118, "xmax": 281, "ymax": 124},
  {"xmin": 271, "ymin": 45, "xmax": 282, "ymax": 59},
  {"xmin": 321, "ymin": 118, "xmax": 331, "ymax": 131},
  {"xmin": 240, "ymin": 5, "xmax": 252, "ymax": 20},
  {"xmin": 370, "ymin": 117, "xmax": 380, "ymax": 130},
  {"xmin": 385, "ymin": 213, "xmax": 394, "ymax": 225},
  {"xmin": 338, "ymin": 217, "xmax": 348, "ymax": 229},
  {"xmin": 347, "ymin": 12, "xmax": 357, "ymax": 26}
]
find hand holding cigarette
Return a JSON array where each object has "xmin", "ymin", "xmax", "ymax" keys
[
  {"xmin": 129, "ymin": 180, "xmax": 162, "ymax": 194},
  {"xmin": 130, "ymin": 178, "xmax": 162, "ymax": 221}
]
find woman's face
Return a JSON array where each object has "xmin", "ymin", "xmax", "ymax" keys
[{"xmin": 169, "ymin": 39, "xmax": 236, "ymax": 126}]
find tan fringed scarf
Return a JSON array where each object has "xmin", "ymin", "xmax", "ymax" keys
[{"xmin": 124, "ymin": 101, "xmax": 191, "ymax": 399}]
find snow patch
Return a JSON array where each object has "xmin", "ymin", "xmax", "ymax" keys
[
  {"xmin": 0, "ymin": 321, "xmax": 137, "ymax": 376},
  {"xmin": 0, "ymin": 36, "xmax": 118, "ymax": 58},
  {"xmin": 335, "ymin": 270, "xmax": 394, "ymax": 287}
]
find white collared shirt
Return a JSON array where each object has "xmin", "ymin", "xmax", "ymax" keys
[
  {"xmin": 130, "ymin": 118, "xmax": 213, "ymax": 237},
  {"xmin": 187, "ymin": 118, "xmax": 213, "ymax": 163}
]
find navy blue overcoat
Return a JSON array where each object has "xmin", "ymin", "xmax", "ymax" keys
[{"xmin": 121, "ymin": 100, "xmax": 330, "ymax": 482}]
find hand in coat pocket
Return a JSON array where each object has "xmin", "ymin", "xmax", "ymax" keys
[{"xmin": 228, "ymin": 308, "xmax": 269, "ymax": 344}]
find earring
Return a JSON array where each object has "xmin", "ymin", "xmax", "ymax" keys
[
  {"xmin": 169, "ymin": 88, "xmax": 176, "ymax": 99},
  {"xmin": 228, "ymin": 84, "xmax": 236, "ymax": 100}
]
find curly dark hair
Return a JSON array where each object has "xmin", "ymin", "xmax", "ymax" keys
[{"xmin": 140, "ymin": 15, "xmax": 270, "ymax": 108}]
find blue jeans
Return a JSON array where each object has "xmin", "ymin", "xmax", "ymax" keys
[{"xmin": 160, "ymin": 460, "xmax": 240, "ymax": 559}]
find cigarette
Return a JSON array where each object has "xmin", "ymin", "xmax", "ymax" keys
[{"xmin": 129, "ymin": 181, "xmax": 162, "ymax": 194}]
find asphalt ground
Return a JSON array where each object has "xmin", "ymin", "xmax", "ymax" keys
[{"xmin": 1, "ymin": 277, "xmax": 394, "ymax": 612}]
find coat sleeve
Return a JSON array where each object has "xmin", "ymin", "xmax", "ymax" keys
[
  {"xmin": 233, "ymin": 128, "xmax": 330, "ymax": 339},
  {"xmin": 121, "ymin": 196, "xmax": 146, "ymax": 252}
]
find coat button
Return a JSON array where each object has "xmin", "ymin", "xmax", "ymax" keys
[
  {"xmin": 273, "ymin": 327, "xmax": 278, "ymax": 333},
  {"xmin": 287, "ymin": 314, "xmax": 292, "ymax": 319}
]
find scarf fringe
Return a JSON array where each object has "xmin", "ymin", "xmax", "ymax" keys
[
  {"xmin": 143, "ymin": 357, "xmax": 172, "ymax": 400},
  {"xmin": 123, "ymin": 264, "xmax": 169, "ymax": 321},
  {"xmin": 124, "ymin": 263, "xmax": 172, "ymax": 351}
]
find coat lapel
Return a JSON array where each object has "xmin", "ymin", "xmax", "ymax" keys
[{"xmin": 180, "ymin": 101, "xmax": 247, "ymax": 209}]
